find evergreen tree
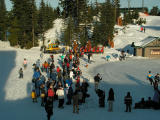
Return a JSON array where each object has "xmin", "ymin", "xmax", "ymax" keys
[
  {"xmin": 150, "ymin": 6, "xmax": 159, "ymax": 16},
  {"xmin": 92, "ymin": 0, "xmax": 115, "ymax": 46},
  {"xmin": 0, "ymin": 0, "xmax": 7, "ymax": 41}
]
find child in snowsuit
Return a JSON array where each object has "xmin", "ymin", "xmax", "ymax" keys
[
  {"xmin": 19, "ymin": 68, "xmax": 23, "ymax": 78},
  {"xmin": 31, "ymin": 90, "xmax": 37, "ymax": 103}
]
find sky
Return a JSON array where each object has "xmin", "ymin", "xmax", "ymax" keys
[{"xmin": 5, "ymin": 0, "xmax": 160, "ymax": 11}]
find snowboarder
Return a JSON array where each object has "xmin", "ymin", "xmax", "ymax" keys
[
  {"xmin": 19, "ymin": 68, "xmax": 23, "ymax": 78},
  {"xmin": 94, "ymin": 73, "xmax": 102, "ymax": 91},
  {"xmin": 107, "ymin": 88, "xmax": 114, "ymax": 112},
  {"xmin": 45, "ymin": 98, "xmax": 53, "ymax": 120},
  {"xmin": 147, "ymin": 71, "xmax": 154, "ymax": 85},
  {"xmin": 124, "ymin": 92, "xmax": 132, "ymax": 112}
]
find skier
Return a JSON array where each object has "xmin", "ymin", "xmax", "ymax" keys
[
  {"xmin": 94, "ymin": 73, "xmax": 102, "ymax": 91},
  {"xmin": 107, "ymin": 88, "xmax": 114, "ymax": 112},
  {"xmin": 124, "ymin": 92, "xmax": 132, "ymax": 112},
  {"xmin": 147, "ymin": 71, "xmax": 154, "ymax": 85},
  {"xmin": 19, "ymin": 68, "xmax": 23, "ymax": 78},
  {"xmin": 45, "ymin": 98, "xmax": 53, "ymax": 120}
]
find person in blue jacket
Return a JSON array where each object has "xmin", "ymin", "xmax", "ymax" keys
[
  {"xmin": 33, "ymin": 69, "xmax": 41, "ymax": 80},
  {"xmin": 65, "ymin": 77, "xmax": 72, "ymax": 87},
  {"xmin": 147, "ymin": 71, "xmax": 154, "ymax": 85}
]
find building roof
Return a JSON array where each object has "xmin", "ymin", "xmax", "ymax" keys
[{"xmin": 134, "ymin": 36, "xmax": 159, "ymax": 47}]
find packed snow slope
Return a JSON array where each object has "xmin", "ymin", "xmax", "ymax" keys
[{"xmin": 0, "ymin": 16, "xmax": 160, "ymax": 120}]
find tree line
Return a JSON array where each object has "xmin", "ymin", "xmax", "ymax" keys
[
  {"xmin": 0, "ymin": 0, "xmax": 121, "ymax": 48},
  {"xmin": 0, "ymin": 0, "xmax": 60, "ymax": 48}
]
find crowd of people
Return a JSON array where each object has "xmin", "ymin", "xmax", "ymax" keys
[
  {"xmin": 18, "ymin": 49, "xmax": 160, "ymax": 120},
  {"xmin": 30, "ymin": 51, "xmax": 90, "ymax": 120}
]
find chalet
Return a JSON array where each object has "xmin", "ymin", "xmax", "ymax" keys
[{"xmin": 133, "ymin": 36, "xmax": 160, "ymax": 58}]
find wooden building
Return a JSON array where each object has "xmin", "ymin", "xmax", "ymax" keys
[{"xmin": 133, "ymin": 36, "xmax": 160, "ymax": 58}]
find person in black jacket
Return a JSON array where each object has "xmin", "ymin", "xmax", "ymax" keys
[
  {"xmin": 45, "ymin": 98, "xmax": 53, "ymax": 120},
  {"xmin": 107, "ymin": 88, "xmax": 114, "ymax": 112},
  {"xmin": 81, "ymin": 80, "xmax": 89, "ymax": 103},
  {"xmin": 96, "ymin": 89, "xmax": 105, "ymax": 107},
  {"xmin": 124, "ymin": 92, "xmax": 132, "ymax": 112},
  {"xmin": 94, "ymin": 73, "xmax": 102, "ymax": 91}
]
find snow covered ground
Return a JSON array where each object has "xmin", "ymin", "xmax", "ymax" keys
[{"xmin": 0, "ymin": 16, "xmax": 160, "ymax": 120}]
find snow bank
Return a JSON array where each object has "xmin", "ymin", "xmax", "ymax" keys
[{"xmin": 0, "ymin": 40, "xmax": 10, "ymax": 48}]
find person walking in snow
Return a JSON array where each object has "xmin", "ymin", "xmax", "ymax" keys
[
  {"xmin": 96, "ymin": 89, "xmax": 105, "ymax": 107},
  {"xmin": 56, "ymin": 86, "xmax": 65, "ymax": 108},
  {"xmin": 147, "ymin": 71, "xmax": 154, "ymax": 85},
  {"xmin": 23, "ymin": 58, "xmax": 27, "ymax": 69},
  {"xmin": 73, "ymin": 90, "xmax": 79, "ymax": 114},
  {"xmin": 19, "ymin": 68, "xmax": 23, "ymax": 78},
  {"xmin": 107, "ymin": 88, "xmax": 114, "ymax": 112},
  {"xmin": 48, "ymin": 86, "xmax": 55, "ymax": 102},
  {"xmin": 41, "ymin": 89, "xmax": 46, "ymax": 106},
  {"xmin": 124, "ymin": 92, "xmax": 132, "ymax": 112},
  {"xmin": 94, "ymin": 73, "xmax": 102, "ymax": 91},
  {"xmin": 154, "ymin": 73, "xmax": 160, "ymax": 83},
  {"xmin": 66, "ymin": 85, "xmax": 73, "ymax": 105},
  {"xmin": 31, "ymin": 90, "xmax": 37, "ymax": 103},
  {"xmin": 45, "ymin": 98, "xmax": 53, "ymax": 120}
]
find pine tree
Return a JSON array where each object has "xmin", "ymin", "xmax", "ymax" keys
[
  {"xmin": 0, "ymin": 0, "xmax": 7, "ymax": 41},
  {"xmin": 150, "ymin": 6, "xmax": 159, "ymax": 16},
  {"xmin": 92, "ymin": 0, "xmax": 115, "ymax": 46}
]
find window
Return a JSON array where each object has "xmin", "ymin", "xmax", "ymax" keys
[{"xmin": 151, "ymin": 49, "xmax": 160, "ymax": 55}]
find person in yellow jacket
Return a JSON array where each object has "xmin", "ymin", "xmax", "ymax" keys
[{"xmin": 31, "ymin": 90, "xmax": 37, "ymax": 103}]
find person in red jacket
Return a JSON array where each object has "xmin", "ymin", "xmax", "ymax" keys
[
  {"xmin": 48, "ymin": 86, "xmax": 55, "ymax": 102},
  {"xmin": 57, "ymin": 66, "xmax": 60, "ymax": 73}
]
